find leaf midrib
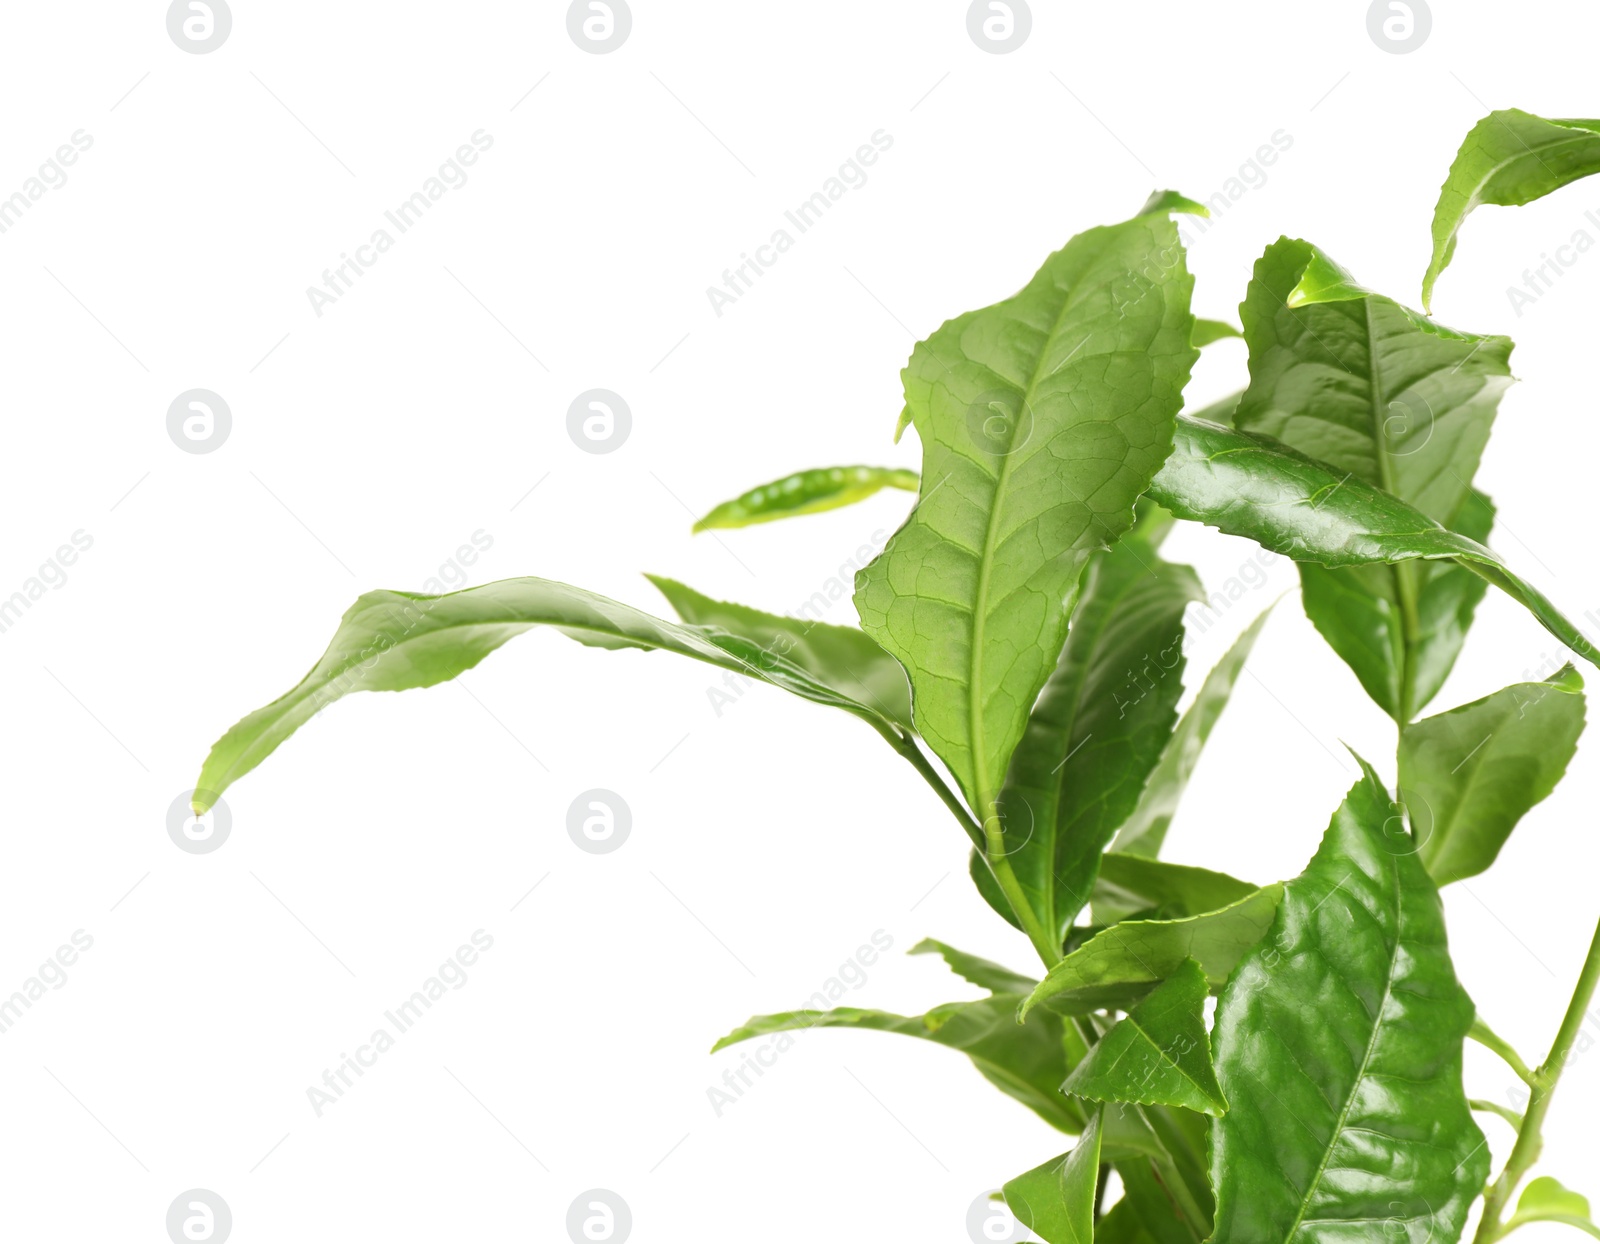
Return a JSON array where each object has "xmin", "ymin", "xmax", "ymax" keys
[{"xmin": 1277, "ymin": 855, "xmax": 1405, "ymax": 1244}]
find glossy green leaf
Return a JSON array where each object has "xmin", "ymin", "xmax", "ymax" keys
[
  {"xmin": 907, "ymin": 937, "xmax": 1037, "ymax": 995},
  {"xmin": 1425, "ymin": 108, "xmax": 1600, "ymax": 310},
  {"xmin": 712, "ymin": 996, "xmax": 1088, "ymax": 1133},
  {"xmin": 1147, "ymin": 415, "xmax": 1600, "ymax": 673},
  {"xmin": 1020, "ymin": 885, "xmax": 1283, "ymax": 1018},
  {"xmin": 1091, "ymin": 853, "xmax": 1258, "ymax": 925},
  {"xmin": 1113, "ymin": 603, "xmax": 1274, "ymax": 859},
  {"xmin": 1062, "ymin": 959, "xmax": 1226, "ymax": 1115},
  {"xmin": 1209, "ymin": 758, "xmax": 1487, "ymax": 1243},
  {"xmin": 1401, "ymin": 665, "xmax": 1587, "ymax": 885},
  {"xmin": 855, "ymin": 196, "xmax": 1201, "ymax": 816},
  {"xmin": 996, "ymin": 537, "xmax": 1203, "ymax": 946},
  {"xmin": 690, "ymin": 465, "xmax": 918, "ymax": 532},
  {"xmin": 1002, "ymin": 1110, "xmax": 1101, "ymax": 1244},
  {"xmin": 1235, "ymin": 237, "xmax": 1514, "ymax": 722},
  {"xmin": 646, "ymin": 574, "xmax": 913, "ymax": 731},
  {"xmin": 193, "ymin": 576, "xmax": 907, "ymax": 813}
]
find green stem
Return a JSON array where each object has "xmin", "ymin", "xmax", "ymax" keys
[
  {"xmin": 1473, "ymin": 917, "xmax": 1600, "ymax": 1244},
  {"xmin": 1469, "ymin": 1017, "xmax": 1539, "ymax": 1087},
  {"xmin": 886, "ymin": 729, "xmax": 1061, "ymax": 968},
  {"xmin": 1469, "ymin": 1099, "xmax": 1525, "ymax": 1130}
]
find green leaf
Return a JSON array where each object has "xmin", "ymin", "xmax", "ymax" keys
[
  {"xmin": 1512, "ymin": 1176, "xmax": 1595, "ymax": 1230},
  {"xmin": 1425, "ymin": 108, "xmax": 1600, "ymax": 310},
  {"xmin": 1062, "ymin": 959, "xmax": 1226, "ymax": 1115},
  {"xmin": 712, "ymin": 996, "xmax": 1088, "ymax": 1133},
  {"xmin": 646, "ymin": 574, "xmax": 913, "ymax": 731},
  {"xmin": 1235, "ymin": 237, "xmax": 1514, "ymax": 722},
  {"xmin": 1091, "ymin": 853, "xmax": 1258, "ymax": 925},
  {"xmin": 1095, "ymin": 1199, "xmax": 1159, "ymax": 1244},
  {"xmin": 1113, "ymin": 603, "xmax": 1274, "ymax": 859},
  {"xmin": 969, "ymin": 846, "xmax": 1023, "ymax": 929},
  {"xmin": 1147, "ymin": 415, "xmax": 1600, "ymax": 674},
  {"xmin": 996, "ymin": 537, "xmax": 1203, "ymax": 945},
  {"xmin": 1209, "ymin": 757, "xmax": 1487, "ymax": 1243},
  {"xmin": 1401, "ymin": 666, "xmax": 1587, "ymax": 885},
  {"xmin": 1002, "ymin": 1111, "xmax": 1102, "ymax": 1244},
  {"xmin": 1192, "ymin": 318, "xmax": 1242, "ymax": 347},
  {"xmin": 907, "ymin": 937, "xmax": 1038, "ymax": 995},
  {"xmin": 1104, "ymin": 1105, "xmax": 1213, "ymax": 1241},
  {"xmin": 690, "ymin": 465, "xmax": 918, "ymax": 532},
  {"xmin": 1019, "ymin": 885, "xmax": 1283, "ymax": 1018},
  {"xmin": 854, "ymin": 196, "xmax": 1201, "ymax": 817},
  {"xmin": 193, "ymin": 577, "xmax": 907, "ymax": 813}
]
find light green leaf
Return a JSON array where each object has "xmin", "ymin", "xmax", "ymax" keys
[
  {"xmin": 193, "ymin": 577, "xmax": 906, "ymax": 813},
  {"xmin": 1113, "ymin": 603, "xmax": 1274, "ymax": 859},
  {"xmin": 690, "ymin": 465, "xmax": 918, "ymax": 532},
  {"xmin": 907, "ymin": 937, "xmax": 1037, "ymax": 995},
  {"xmin": 712, "ymin": 996, "xmax": 1088, "ymax": 1133},
  {"xmin": 996, "ymin": 537, "xmax": 1203, "ymax": 946},
  {"xmin": 1402, "ymin": 666, "xmax": 1587, "ymax": 885},
  {"xmin": 1235, "ymin": 237, "xmax": 1514, "ymax": 722},
  {"xmin": 854, "ymin": 196, "xmax": 1200, "ymax": 817},
  {"xmin": 1510, "ymin": 1176, "xmax": 1597, "ymax": 1236},
  {"xmin": 1192, "ymin": 317, "xmax": 1242, "ymax": 347},
  {"xmin": 1002, "ymin": 1110, "xmax": 1102, "ymax": 1244},
  {"xmin": 646, "ymin": 574, "xmax": 913, "ymax": 731},
  {"xmin": 1019, "ymin": 885, "xmax": 1283, "ymax": 1018},
  {"xmin": 1147, "ymin": 416, "xmax": 1600, "ymax": 673},
  {"xmin": 1209, "ymin": 757, "xmax": 1487, "ymax": 1243},
  {"xmin": 1091, "ymin": 853, "xmax": 1258, "ymax": 925},
  {"xmin": 1425, "ymin": 108, "xmax": 1600, "ymax": 310},
  {"xmin": 1062, "ymin": 959, "xmax": 1226, "ymax": 1115}
]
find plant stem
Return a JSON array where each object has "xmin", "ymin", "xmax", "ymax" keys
[
  {"xmin": 1469, "ymin": 1017, "xmax": 1539, "ymax": 1087},
  {"xmin": 1468, "ymin": 1099, "xmax": 1525, "ymax": 1131},
  {"xmin": 886, "ymin": 729, "xmax": 1062, "ymax": 969},
  {"xmin": 1473, "ymin": 916, "xmax": 1600, "ymax": 1244}
]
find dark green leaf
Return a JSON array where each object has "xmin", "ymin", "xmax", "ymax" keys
[
  {"xmin": 1235, "ymin": 237, "xmax": 1513, "ymax": 722},
  {"xmin": 1113, "ymin": 603, "xmax": 1274, "ymax": 859},
  {"xmin": 1147, "ymin": 416, "xmax": 1600, "ymax": 673},
  {"xmin": 1062, "ymin": 959, "xmax": 1226, "ymax": 1115},
  {"xmin": 646, "ymin": 574, "xmax": 913, "ymax": 731},
  {"xmin": 996, "ymin": 538, "xmax": 1203, "ymax": 945},
  {"xmin": 1425, "ymin": 108, "xmax": 1600, "ymax": 310},
  {"xmin": 1002, "ymin": 1110, "xmax": 1101, "ymax": 1244},
  {"xmin": 855, "ymin": 197, "xmax": 1200, "ymax": 816},
  {"xmin": 690, "ymin": 465, "xmax": 917, "ymax": 532},
  {"xmin": 1091, "ymin": 853, "xmax": 1258, "ymax": 925},
  {"xmin": 194, "ymin": 577, "xmax": 905, "ymax": 813},
  {"xmin": 1209, "ymin": 757, "xmax": 1487, "ymax": 1243},
  {"xmin": 1095, "ymin": 1199, "xmax": 1159, "ymax": 1244},
  {"xmin": 1105, "ymin": 1105, "xmax": 1213, "ymax": 1241},
  {"xmin": 1402, "ymin": 666, "xmax": 1587, "ymax": 885},
  {"xmin": 1020, "ymin": 885, "xmax": 1283, "ymax": 1018},
  {"xmin": 907, "ymin": 937, "xmax": 1038, "ymax": 994},
  {"xmin": 712, "ymin": 996, "xmax": 1088, "ymax": 1133}
]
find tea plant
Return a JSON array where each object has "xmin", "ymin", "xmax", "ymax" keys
[{"xmin": 196, "ymin": 111, "xmax": 1600, "ymax": 1242}]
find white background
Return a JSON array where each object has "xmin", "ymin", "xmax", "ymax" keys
[{"xmin": 1, "ymin": 1, "xmax": 1596, "ymax": 1240}]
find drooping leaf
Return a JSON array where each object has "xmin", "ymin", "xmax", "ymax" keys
[
  {"xmin": 646, "ymin": 574, "xmax": 913, "ymax": 730},
  {"xmin": 907, "ymin": 937, "xmax": 1038, "ymax": 995},
  {"xmin": 1147, "ymin": 415, "xmax": 1600, "ymax": 672},
  {"xmin": 1209, "ymin": 757, "xmax": 1487, "ymax": 1243},
  {"xmin": 1192, "ymin": 318, "xmax": 1242, "ymax": 347},
  {"xmin": 1091, "ymin": 853, "xmax": 1258, "ymax": 925},
  {"xmin": 712, "ymin": 996, "xmax": 1088, "ymax": 1133},
  {"xmin": 1002, "ymin": 1110, "xmax": 1102, "ymax": 1244},
  {"xmin": 1401, "ymin": 665, "xmax": 1587, "ymax": 885},
  {"xmin": 193, "ymin": 577, "xmax": 907, "ymax": 813},
  {"xmin": 1424, "ymin": 108, "xmax": 1600, "ymax": 310},
  {"xmin": 690, "ymin": 466, "xmax": 918, "ymax": 532},
  {"xmin": 1062, "ymin": 959, "xmax": 1226, "ymax": 1115},
  {"xmin": 1113, "ymin": 603, "xmax": 1274, "ymax": 859},
  {"xmin": 995, "ymin": 538, "xmax": 1203, "ymax": 946},
  {"xmin": 1235, "ymin": 237, "xmax": 1514, "ymax": 722},
  {"xmin": 854, "ymin": 196, "xmax": 1201, "ymax": 816},
  {"xmin": 1019, "ymin": 885, "xmax": 1283, "ymax": 1018}
]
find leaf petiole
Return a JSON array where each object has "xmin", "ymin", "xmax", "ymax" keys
[{"xmin": 1469, "ymin": 1017, "xmax": 1539, "ymax": 1087}]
